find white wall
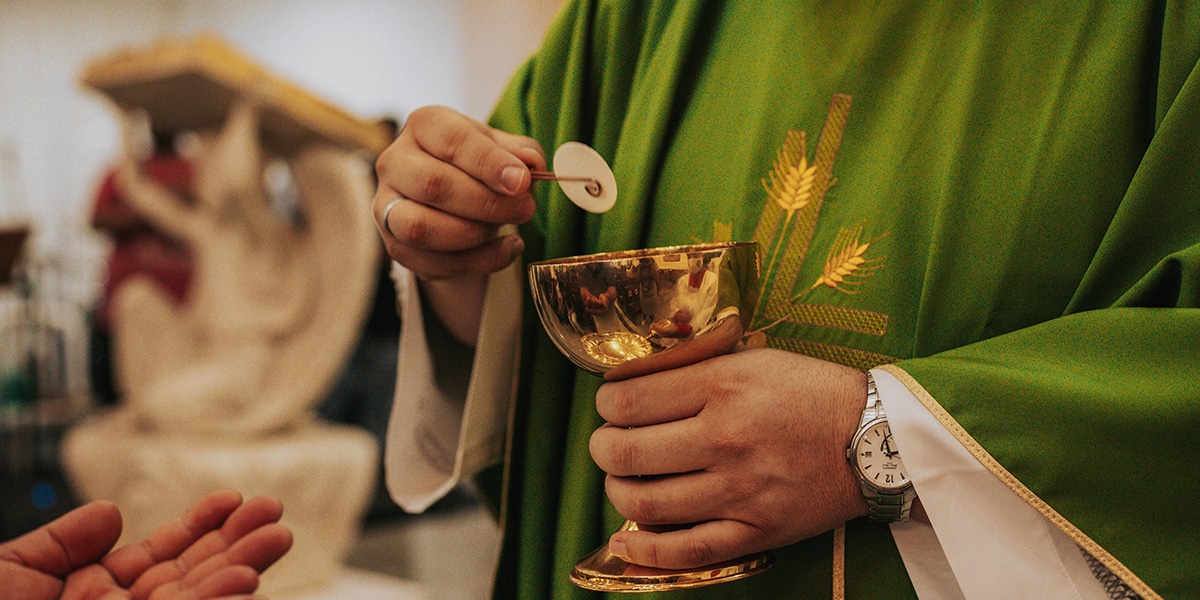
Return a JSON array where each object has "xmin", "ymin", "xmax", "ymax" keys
[{"xmin": 0, "ymin": 0, "xmax": 561, "ymax": 396}]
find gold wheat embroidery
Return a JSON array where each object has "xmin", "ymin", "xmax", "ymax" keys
[
  {"xmin": 744, "ymin": 95, "xmax": 896, "ymax": 365},
  {"xmin": 798, "ymin": 221, "xmax": 885, "ymax": 298},
  {"xmin": 691, "ymin": 220, "xmax": 735, "ymax": 245},
  {"xmin": 712, "ymin": 220, "xmax": 734, "ymax": 244},
  {"xmin": 760, "ymin": 130, "xmax": 820, "ymax": 287},
  {"xmin": 764, "ymin": 130, "xmax": 819, "ymax": 218}
]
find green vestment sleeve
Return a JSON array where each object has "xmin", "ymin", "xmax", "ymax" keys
[
  {"xmin": 889, "ymin": 99, "xmax": 1200, "ymax": 600},
  {"xmin": 892, "ymin": 7, "xmax": 1200, "ymax": 594}
]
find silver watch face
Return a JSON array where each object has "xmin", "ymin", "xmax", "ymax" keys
[{"xmin": 852, "ymin": 420, "xmax": 910, "ymax": 492}]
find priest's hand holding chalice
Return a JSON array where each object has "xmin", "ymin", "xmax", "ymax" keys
[
  {"xmin": 519, "ymin": 143, "xmax": 771, "ymax": 591},
  {"xmin": 529, "ymin": 240, "xmax": 770, "ymax": 591},
  {"xmin": 376, "ymin": 112, "xmax": 788, "ymax": 592}
]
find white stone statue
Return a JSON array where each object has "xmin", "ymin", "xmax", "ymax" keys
[
  {"xmin": 63, "ymin": 101, "xmax": 384, "ymax": 596},
  {"xmin": 110, "ymin": 102, "xmax": 376, "ymax": 437}
]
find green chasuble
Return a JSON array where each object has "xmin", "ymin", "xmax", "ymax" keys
[{"xmin": 480, "ymin": 1, "xmax": 1200, "ymax": 598}]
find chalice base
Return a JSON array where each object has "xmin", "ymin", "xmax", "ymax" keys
[{"xmin": 569, "ymin": 525, "xmax": 773, "ymax": 592}]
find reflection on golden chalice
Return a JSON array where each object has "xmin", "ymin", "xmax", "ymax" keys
[{"xmin": 528, "ymin": 241, "xmax": 772, "ymax": 592}]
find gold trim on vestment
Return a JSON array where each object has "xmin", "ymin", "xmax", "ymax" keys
[
  {"xmin": 782, "ymin": 303, "xmax": 890, "ymax": 336},
  {"xmin": 768, "ymin": 337, "xmax": 897, "ymax": 373}
]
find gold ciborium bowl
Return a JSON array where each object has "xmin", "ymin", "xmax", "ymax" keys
[{"xmin": 527, "ymin": 241, "xmax": 771, "ymax": 592}]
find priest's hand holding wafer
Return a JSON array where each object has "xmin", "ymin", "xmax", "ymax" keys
[{"xmin": 374, "ymin": 105, "xmax": 546, "ymax": 346}]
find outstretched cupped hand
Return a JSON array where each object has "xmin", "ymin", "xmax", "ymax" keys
[{"xmin": 0, "ymin": 489, "xmax": 292, "ymax": 600}]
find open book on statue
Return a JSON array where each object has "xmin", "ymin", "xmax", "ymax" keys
[{"xmin": 80, "ymin": 33, "xmax": 390, "ymax": 158}]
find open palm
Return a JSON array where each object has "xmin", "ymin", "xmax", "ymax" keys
[{"xmin": 0, "ymin": 489, "xmax": 292, "ymax": 600}]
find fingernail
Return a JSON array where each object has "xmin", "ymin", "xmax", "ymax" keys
[
  {"xmin": 501, "ymin": 166, "xmax": 526, "ymax": 195},
  {"xmin": 609, "ymin": 538, "xmax": 630, "ymax": 561},
  {"xmin": 510, "ymin": 236, "xmax": 526, "ymax": 259}
]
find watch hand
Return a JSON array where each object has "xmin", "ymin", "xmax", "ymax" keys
[{"xmin": 881, "ymin": 435, "xmax": 900, "ymax": 459}]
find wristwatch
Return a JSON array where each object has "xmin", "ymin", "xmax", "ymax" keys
[{"xmin": 846, "ymin": 371, "xmax": 915, "ymax": 523}]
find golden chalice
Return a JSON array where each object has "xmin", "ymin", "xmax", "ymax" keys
[{"xmin": 527, "ymin": 241, "xmax": 771, "ymax": 592}]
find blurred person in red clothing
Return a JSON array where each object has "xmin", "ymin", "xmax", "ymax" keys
[{"xmin": 88, "ymin": 129, "xmax": 194, "ymax": 406}]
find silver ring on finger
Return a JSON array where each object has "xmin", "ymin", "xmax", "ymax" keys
[{"xmin": 379, "ymin": 197, "xmax": 404, "ymax": 239}]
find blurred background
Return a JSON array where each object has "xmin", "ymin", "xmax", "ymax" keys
[{"xmin": 0, "ymin": 1, "xmax": 563, "ymax": 598}]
